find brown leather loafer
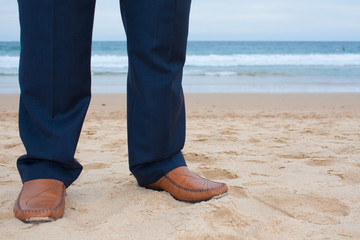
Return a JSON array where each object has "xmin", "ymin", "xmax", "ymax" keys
[
  {"xmin": 146, "ymin": 166, "xmax": 228, "ymax": 203},
  {"xmin": 13, "ymin": 179, "xmax": 65, "ymax": 223}
]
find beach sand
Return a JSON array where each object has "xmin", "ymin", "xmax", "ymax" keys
[{"xmin": 1, "ymin": 93, "xmax": 360, "ymax": 239}]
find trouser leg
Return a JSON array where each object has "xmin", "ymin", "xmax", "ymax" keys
[
  {"xmin": 120, "ymin": 0, "xmax": 192, "ymax": 186},
  {"xmin": 17, "ymin": 0, "xmax": 96, "ymax": 187}
]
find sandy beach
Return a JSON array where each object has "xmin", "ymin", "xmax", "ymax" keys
[{"xmin": 1, "ymin": 93, "xmax": 360, "ymax": 239}]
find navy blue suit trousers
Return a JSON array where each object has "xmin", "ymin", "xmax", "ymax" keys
[{"xmin": 17, "ymin": 0, "xmax": 191, "ymax": 187}]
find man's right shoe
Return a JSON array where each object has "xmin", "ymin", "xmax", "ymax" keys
[
  {"xmin": 13, "ymin": 179, "xmax": 65, "ymax": 223},
  {"xmin": 146, "ymin": 166, "xmax": 228, "ymax": 203}
]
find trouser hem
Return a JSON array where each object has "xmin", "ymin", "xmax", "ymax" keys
[
  {"xmin": 17, "ymin": 155, "xmax": 83, "ymax": 188},
  {"xmin": 132, "ymin": 151, "xmax": 187, "ymax": 187}
]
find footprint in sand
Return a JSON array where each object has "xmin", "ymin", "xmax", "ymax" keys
[
  {"xmin": 204, "ymin": 206, "xmax": 247, "ymax": 230},
  {"xmin": 83, "ymin": 163, "xmax": 111, "ymax": 170},
  {"xmin": 331, "ymin": 145, "xmax": 357, "ymax": 155},
  {"xmin": 198, "ymin": 167, "xmax": 238, "ymax": 180},
  {"xmin": 334, "ymin": 169, "xmax": 360, "ymax": 184},
  {"xmin": 229, "ymin": 186, "xmax": 249, "ymax": 198},
  {"xmin": 253, "ymin": 191, "xmax": 350, "ymax": 225}
]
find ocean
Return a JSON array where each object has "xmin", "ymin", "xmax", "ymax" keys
[{"xmin": 1, "ymin": 41, "xmax": 360, "ymax": 93}]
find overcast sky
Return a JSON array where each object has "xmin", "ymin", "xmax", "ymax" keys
[{"xmin": 1, "ymin": 0, "xmax": 360, "ymax": 41}]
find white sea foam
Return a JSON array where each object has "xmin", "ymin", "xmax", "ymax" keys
[
  {"xmin": 1, "ymin": 54, "xmax": 360, "ymax": 75},
  {"xmin": 91, "ymin": 54, "xmax": 360, "ymax": 68},
  {"xmin": 91, "ymin": 55, "xmax": 128, "ymax": 69},
  {"xmin": 0, "ymin": 55, "xmax": 19, "ymax": 75},
  {"xmin": 185, "ymin": 54, "xmax": 360, "ymax": 67}
]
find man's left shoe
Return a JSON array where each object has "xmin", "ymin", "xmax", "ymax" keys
[
  {"xmin": 13, "ymin": 179, "xmax": 65, "ymax": 223},
  {"xmin": 146, "ymin": 166, "xmax": 228, "ymax": 203}
]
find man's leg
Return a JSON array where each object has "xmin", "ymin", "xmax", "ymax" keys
[
  {"xmin": 14, "ymin": 0, "xmax": 96, "ymax": 222},
  {"xmin": 120, "ymin": 0, "xmax": 228, "ymax": 202},
  {"xmin": 120, "ymin": 0, "xmax": 189, "ymax": 186}
]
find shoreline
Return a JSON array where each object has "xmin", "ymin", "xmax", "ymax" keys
[{"xmin": 1, "ymin": 92, "xmax": 360, "ymax": 111}]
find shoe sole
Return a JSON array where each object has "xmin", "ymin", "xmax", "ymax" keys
[
  {"xmin": 210, "ymin": 191, "xmax": 228, "ymax": 200},
  {"xmin": 23, "ymin": 217, "xmax": 56, "ymax": 224}
]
